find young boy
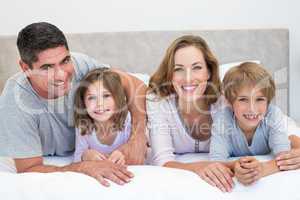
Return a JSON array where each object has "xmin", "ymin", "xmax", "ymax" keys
[{"xmin": 209, "ymin": 62, "xmax": 291, "ymax": 185}]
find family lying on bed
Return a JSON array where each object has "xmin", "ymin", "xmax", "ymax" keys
[{"xmin": 1, "ymin": 22, "xmax": 300, "ymax": 193}]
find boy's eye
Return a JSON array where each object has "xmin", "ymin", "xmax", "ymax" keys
[
  {"xmin": 257, "ymin": 97, "xmax": 267, "ymax": 102},
  {"xmin": 238, "ymin": 98, "xmax": 248, "ymax": 102}
]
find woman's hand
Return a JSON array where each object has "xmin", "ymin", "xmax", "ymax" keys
[
  {"xmin": 82, "ymin": 149, "xmax": 107, "ymax": 161},
  {"xmin": 109, "ymin": 150, "xmax": 126, "ymax": 165},
  {"xmin": 276, "ymin": 149, "xmax": 300, "ymax": 170},
  {"xmin": 234, "ymin": 157, "xmax": 262, "ymax": 185},
  {"xmin": 197, "ymin": 162, "xmax": 234, "ymax": 192}
]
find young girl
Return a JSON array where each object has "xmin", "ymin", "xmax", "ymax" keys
[
  {"xmin": 73, "ymin": 67, "xmax": 131, "ymax": 165},
  {"xmin": 209, "ymin": 62, "xmax": 291, "ymax": 185}
]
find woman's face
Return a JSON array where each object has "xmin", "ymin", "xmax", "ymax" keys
[{"xmin": 172, "ymin": 45, "xmax": 210, "ymax": 102}]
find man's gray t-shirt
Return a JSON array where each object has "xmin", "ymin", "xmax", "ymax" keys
[
  {"xmin": 209, "ymin": 104, "xmax": 291, "ymax": 161},
  {"xmin": 0, "ymin": 53, "xmax": 108, "ymax": 158}
]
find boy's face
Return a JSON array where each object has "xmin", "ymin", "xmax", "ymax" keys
[
  {"xmin": 232, "ymin": 85, "xmax": 268, "ymax": 134},
  {"xmin": 20, "ymin": 46, "xmax": 75, "ymax": 99}
]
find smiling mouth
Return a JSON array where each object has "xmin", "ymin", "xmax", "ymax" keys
[
  {"xmin": 94, "ymin": 109, "xmax": 110, "ymax": 115},
  {"xmin": 52, "ymin": 81, "xmax": 66, "ymax": 87},
  {"xmin": 243, "ymin": 113, "xmax": 260, "ymax": 120},
  {"xmin": 181, "ymin": 85, "xmax": 198, "ymax": 92}
]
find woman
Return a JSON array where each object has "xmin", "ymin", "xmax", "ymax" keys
[
  {"xmin": 147, "ymin": 35, "xmax": 233, "ymax": 192},
  {"xmin": 147, "ymin": 34, "xmax": 300, "ymax": 192}
]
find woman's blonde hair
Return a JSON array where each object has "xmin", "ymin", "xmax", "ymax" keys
[
  {"xmin": 74, "ymin": 67, "xmax": 128, "ymax": 135},
  {"xmin": 222, "ymin": 62, "xmax": 275, "ymax": 104},
  {"xmin": 148, "ymin": 35, "xmax": 221, "ymax": 105}
]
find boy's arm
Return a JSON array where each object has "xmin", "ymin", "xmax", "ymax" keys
[{"xmin": 111, "ymin": 68, "xmax": 147, "ymax": 165}]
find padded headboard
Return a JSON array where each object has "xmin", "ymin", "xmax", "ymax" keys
[{"xmin": 0, "ymin": 29, "xmax": 289, "ymax": 113}]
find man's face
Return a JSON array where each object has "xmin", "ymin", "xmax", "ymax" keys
[{"xmin": 22, "ymin": 46, "xmax": 75, "ymax": 99}]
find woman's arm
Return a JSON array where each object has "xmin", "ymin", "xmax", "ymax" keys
[{"xmin": 164, "ymin": 161, "xmax": 234, "ymax": 192}]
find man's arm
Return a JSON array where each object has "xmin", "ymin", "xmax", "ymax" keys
[
  {"xmin": 111, "ymin": 68, "xmax": 147, "ymax": 165},
  {"xmin": 15, "ymin": 156, "xmax": 133, "ymax": 187}
]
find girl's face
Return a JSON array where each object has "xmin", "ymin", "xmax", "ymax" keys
[
  {"xmin": 232, "ymin": 85, "xmax": 268, "ymax": 133},
  {"xmin": 172, "ymin": 45, "xmax": 210, "ymax": 102},
  {"xmin": 84, "ymin": 80, "xmax": 116, "ymax": 123}
]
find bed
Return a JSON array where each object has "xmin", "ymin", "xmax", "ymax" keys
[{"xmin": 0, "ymin": 29, "xmax": 299, "ymax": 200}]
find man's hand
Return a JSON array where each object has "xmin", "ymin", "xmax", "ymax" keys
[
  {"xmin": 78, "ymin": 160, "xmax": 134, "ymax": 187},
  {"xmin": 276, "ymin": 149, "xmax": 300, "ymax": 170},
  {"xmin": 15, "ymin": 156, "xmax": 134, "ymax": 187},
  {"xmin": 109, "ymin": 150, "xmax": 126, "ymax": 165},
  {"xmin": 119, "ymin": 133, "xmax": 147, "ymax": 165},
  {"xmin": 82, "ymin": 149, "xmax": 107, "ymax": 161},
  {"xmin": 234, "ymin": 157, "xmax": 262, "ymax": 185}
]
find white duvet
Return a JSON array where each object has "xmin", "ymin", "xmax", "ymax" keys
[
  {"xmin": 0, "ymin": 153, "xmax": 300, "ymax": 200},
  {"xmin": 1, "ymin": 114, "xmax": 299, "ymax": 199}
]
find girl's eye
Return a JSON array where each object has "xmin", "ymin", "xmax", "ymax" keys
[
  {"xmin": 87, "ymin": 96, "xmax": 96, "ymax": 101},
  {"xmin": 103, "ymin": 94, "xmax": 111, "ymax": 98}
]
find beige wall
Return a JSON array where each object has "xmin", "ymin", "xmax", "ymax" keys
[{"xmin": 0, "ymin": 0, "xmax": 300, "ymax": 123}]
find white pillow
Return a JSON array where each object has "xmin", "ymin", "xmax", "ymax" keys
[
  {"xmin": 219, "ymin": 60, "xmax": 261, "ymax": 81},
  {"xmin": 0, "ymin": 157, "xmax": 16, "ymax": 173}
]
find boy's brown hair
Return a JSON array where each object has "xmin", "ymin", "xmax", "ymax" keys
[
  {"xmin": 74, "ymin": 67, "xmax": 128, "ymax": 135},
  {"xmin": 222, "ymin": 62, "xmax": 275, "ymax": 104}
]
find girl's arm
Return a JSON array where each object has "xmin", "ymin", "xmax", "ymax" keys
[{"xmin": 73, "ymin": 130, "xmax": 90, "ymax": 162}]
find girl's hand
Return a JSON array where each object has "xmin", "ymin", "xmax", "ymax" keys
[
  {"xmin": 235, "ymin": 157, "xmax": 262, "ymax": 185},
  {"xmin": 82, "ymin": 149, "xmax": 107, "ymax": 161},
  {"xmin": 109, "ymin": 150, "xmax": 126, "ymax": 165},
  {"xmin": 276, "ymin": 149, "xmax": 300, "ymax": 170},
  {"xmin": 197, "ymin": 162, "xmax": 234, "ymax": 193}
]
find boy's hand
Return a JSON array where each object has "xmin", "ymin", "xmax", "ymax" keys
[
  {"xmin": 82, "ymin": 149, "xmax": 107, "ymax": 161},
  {"xmin": 234, "ymin": 156, "xmax": 262, "ymax": 185},
  {"xmin": 109, "ymin": 150, "xmax": 126, "ymax": 165}
]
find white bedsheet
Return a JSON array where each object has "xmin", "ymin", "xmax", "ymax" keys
[
  {"xmin": 0, "ymin": 153, "xmax": 300, "ymax": 200},
  {"xmin": 0, "ymin": 116, "xmax": 299, "ymax": 199}
]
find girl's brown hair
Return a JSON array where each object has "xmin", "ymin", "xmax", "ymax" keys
[
  {"xmin": 74, "ymin": 67, "xmax": 128, "ymax": 135},
  {"xmin": 222, "ymin": 62, "xmax": 275, "ymax": 104},
  {"xmin": 148, "ymin": 35, "xmax": 221, "ymax": 105}
]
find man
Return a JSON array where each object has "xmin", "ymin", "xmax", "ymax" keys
[{"xmin": 0, "ymin": 22, "xmax": 147, "ymax": 186}]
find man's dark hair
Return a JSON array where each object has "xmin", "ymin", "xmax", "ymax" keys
[{"xmin": 17, "ymin": 22, "xmax": 69, "ymax": 67}]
